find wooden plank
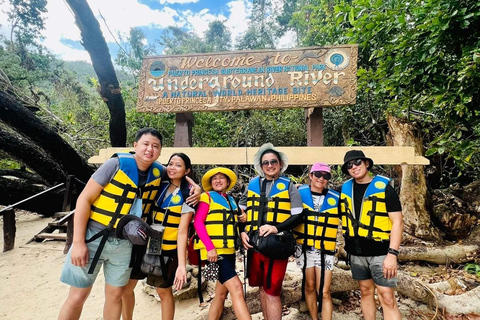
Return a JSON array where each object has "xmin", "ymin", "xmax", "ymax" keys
[
  {"xmin": 3, "ymin": 209, "xmax": 16, "ymax": 252},
  {"xmin": 34, "ymin": 233, "xmax": 67, "ymax": 241},
  {"xmin": 88, "ymin": 146, "xmax": 429, "ymax": 165}
]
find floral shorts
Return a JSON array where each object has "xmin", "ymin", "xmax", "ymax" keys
[{"xmin": 294, "ymin": 245, "xmax": 334, "ymax": 270}]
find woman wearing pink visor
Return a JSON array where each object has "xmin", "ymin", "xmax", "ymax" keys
[{"xmin": 293, "ymin": 162, "xmax": 340, "ymax": 320}]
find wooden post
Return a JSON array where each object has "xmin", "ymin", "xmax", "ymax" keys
[
  {"xmin": 3, "ymin": 209, "xmax": 16, "ymax": 252},
  {"xmin": 174, "ymin": 112, "xmax": 194, "ymax": 147},
  {"xmin": 63, "ymin": 175, "xmax": 75, "ymax": 253},
  {"xmin": 62, "ymin": 175, "xmax": 75, "ymax": 211},
  {"xmin": 306, "ymin": 107, "xmax": 324, "ymax": 146}
]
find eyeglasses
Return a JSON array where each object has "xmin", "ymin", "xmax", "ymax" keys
[
  {"xmin": 261, "ymin": 159, "xmax": 279, "ymax": 167},
  {"xmin": 312, "ymin": 171, "xmax": 331, "ymax": 180},
  {"xmin": 345, "ymin": 159, "xmax": 363, "ymax": 170}
]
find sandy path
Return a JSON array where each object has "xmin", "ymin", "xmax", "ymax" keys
[{"xmin": 1, "ymin": 212, "xmax": 432, "ymax": 320}]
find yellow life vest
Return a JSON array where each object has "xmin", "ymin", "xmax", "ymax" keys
[
  {"xmin": 293, "ymin": 186, "xmax": 340, "ymax": 253},
  {"xmin": 89, "ymin": 153, "xmax": 163, "ymax": 228},
  {"xmin": 340, "ymin": 175, "xmax": 392, "ymax": 241},
  {"xmin": 152, "ymin": 182, "xmax": 191, "ymax": 251},
  {"xmin": 245, "ymin": 176, "xmax": 291, "ymax": 233},
  {"xmin": 194, "ymin": 191, "xmax": 238, "ymax": 259}
]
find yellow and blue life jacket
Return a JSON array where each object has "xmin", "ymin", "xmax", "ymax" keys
[
  {"xmin": 89, "ymin": 153, "xmax": 163, "ymax": 228},
  {"xmin": 194, "ymin": 191, "xmax": 238, "ymax": 259},
  {"xmin": 340, "ymin": 175, "xmax": 392, "ymax": 241},
  {"xmin": 152, "ymin": 181, "xmax": 191, "ymax": 251},
  {"xmin": 293, "ymin": 186, "xmax": 340, "ymax": 253},
  {"xmin": 245, "ymin": 176, "xmax": 291, "ymax": 232}
]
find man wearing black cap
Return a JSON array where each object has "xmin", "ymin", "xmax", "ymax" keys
[{"xmin": 339, "ymin": 150, "xmax": 403, "ymax": 320}]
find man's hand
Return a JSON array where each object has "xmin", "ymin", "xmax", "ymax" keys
[
  {"xmin": 187, "ymin": 184, "xmax": 202, "ymax": 206},
  {"xmin": 71, "ymin": 242, "xmax": 89, "ymax": 267},
  {"xmin": 238, "ymin": 212, "xmax": 247, "ymax": 223},
  {"xmin": 241, "ymin": 232, "xmax": 253, "ymax": 250},
  {"xmin": 259, "ymin": 224, "xmax": 278, "ymax": 237},
  {"xmin": 383, "ymin": 254, "xmax": 398, "ymax": 279}
]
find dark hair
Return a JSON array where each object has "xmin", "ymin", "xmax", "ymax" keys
[
  {"xmin": 261, "ymin": 149, "xmax": 281, "ymax": 163},
  {"xmin": 135, "ymin": 128, "xmax": 163, "ymax": 145},
  {"xmin": 167, "ymin": 153, "xmax": 192, "ymax": 171},
  {"xmin": 166, "ymin": 153, "xmax": 192, "ymax": 189}
]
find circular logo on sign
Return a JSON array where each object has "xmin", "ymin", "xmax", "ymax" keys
[
  {"xmin": 328, "ymin": 198, "xmax": 337, "ymax": 206},
  {"xmin": 152, "ymin": 167, "xmax": 161, "ymax": 178},
  {"xmin": 150, "ymin": 61, "xmax": 166, "ymax": 78},
  {"xmin": 325, "ymin": 50, "xmax": 349, "ymax": 71},
  {"xmin": 171, "ymin": 194, "xmax": 181, "ymax": 204},
  {"xmin": 277, "ymin": 183, "xmax": 286, "ymax": 191},
  {"xmin": 374, "ymin": 181, "xmax": 386, "ymax": 190}
]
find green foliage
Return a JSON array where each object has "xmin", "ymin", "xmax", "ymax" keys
[
  {"xmin": 236, "ymin": 0, "xmax": 277, "ymax": 50},
  {"xmin": 204, "ymin": 21, "xmax": 232, "ymax": 52},
  {"xmin": 465, "ymin": 263, "xmax": 480, "ymax": 277},
  {"xmin": 115, "ymin": 27, "xmax": 156, "ymax": 83},
  {"xmin": 0, "ymin": 158, "xmax": 22, "ymax": 170},
  {"xmin": 287, "ymin": 0, "xmax": 480, "ymax": 183}
]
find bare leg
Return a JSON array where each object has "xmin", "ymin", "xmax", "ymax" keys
[
  {"xmin": 315, "ymin": 268, "xmax": 333, "ymax": 320},
  {"xmin": 58, "ymin": 286, "xmax": 92, "ymax": 320},
  {"xmin": 156, "ymin": 287, "xmax": 175, "ymax": 320},
  {"xmin": 304, "ymin": 267, "xmax": 318, "ymax": 320},
  {"xmin": 259, "ymin": 287, "xmax": 269, "ymax": 320},
  {"xmin": 104, "ymin": 284, "xmax": 125, "ymax": 320},
  {"xmin": 358, "ymin": 279, "xmax": 377, "ymax": 320},
  {"xmin": 263, "ymin": 292, "xmax": 282, "ymax": 320},
  {"xmin": 208, "ymin": 281, "xmax": 228, "ymax": 320},
  {"xmin": 222, "ymin": 276, "xmax": 252, "ymax": 320},
  {"xmin": 121, "ymin": 279, "xmax": 138, "ymax": 320},
  {"xmin": 376, "ymin": 285, "xmax": 401, "ymax": 320}
]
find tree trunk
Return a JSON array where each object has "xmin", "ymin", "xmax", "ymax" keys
[
  {"xmin": 0, "ymin": 122, "xmax": 67, "ymax": 184},
  {"xmin": 0, "ymin": 91, "xmax": 92, "ymax": 183},
  {"xmin": 65, "ymin": 0, "xmax": 126, "ymax": 147},
  {"xmin": 386, "ymin": 115, "xmax": 441, "ymax": 241}
]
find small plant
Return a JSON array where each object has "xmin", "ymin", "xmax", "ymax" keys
[{"xmin": 464, "ymin": 263, "xmax": 480, "ymax": 277}]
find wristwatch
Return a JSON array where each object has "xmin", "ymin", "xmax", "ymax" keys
[{"xmin": 388, "ymin": 247, "xmax": 399, "ymax": 256}]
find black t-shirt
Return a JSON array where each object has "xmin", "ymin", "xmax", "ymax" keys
[{"xmin": 345, "ymin": 180, "xmax": 402, "ymax": 256}]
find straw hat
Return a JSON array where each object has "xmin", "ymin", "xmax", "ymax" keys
[{"xmin": 202, "ymin": 167, "xmax": 237, "ymax": 192}]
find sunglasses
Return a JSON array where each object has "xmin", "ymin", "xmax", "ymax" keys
[
  {"xmin": 261, "ymin": 159, "xmax": 279, "ymax": 167},
  {"xmin": 312, "ymin": 171, "xmax": 331, "ymax": 180},
  {"xmin": 345, "ymin": 159, "xmax": 363, "ymax": 169}
]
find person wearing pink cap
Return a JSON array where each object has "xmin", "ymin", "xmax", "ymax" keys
[{"xmin": 293, "ymin": 162, "xmax": 340, "ymax": 320}]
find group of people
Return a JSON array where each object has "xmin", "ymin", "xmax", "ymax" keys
[{"xmin": 58, "ymin": 127, "xmax": 404, "ymax": 320}]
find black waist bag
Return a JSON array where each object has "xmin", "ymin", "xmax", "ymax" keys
[{"xmin": 249, "ymin": 230, "xmax": 295, "ymax": 260}]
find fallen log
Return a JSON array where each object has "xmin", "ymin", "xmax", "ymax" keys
[{"xmin": 399, "ymin": 244, "xmax": 479, "ymax": 264}]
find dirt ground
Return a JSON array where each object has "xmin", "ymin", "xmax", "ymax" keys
[{"xmin": 0, "ymin": 211, "xmax": 443, "ymax": 320}]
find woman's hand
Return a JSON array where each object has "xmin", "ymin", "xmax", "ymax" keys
[
  {"xmin": 259, "ymin": 224, "xmax": 278, "ymax": 237},
  {"xmin": 174, "ymin": 265, "xmax": 188, "ymax": 291},
  {"xmin": 240, "ymin": 232, "xmax": 253, "ymax": 250},
  {"xmin": 207, "ymin": 248, "xmax": 218, "ymax": 263}
]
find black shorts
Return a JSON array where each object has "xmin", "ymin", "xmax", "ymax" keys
[
  {"xmin": 146, "ymin": 250, "xmax": 178, "ymax": 288},
  {"xmin": 217, "ymin": 253, "xmax": 237, "ymax": 284}
]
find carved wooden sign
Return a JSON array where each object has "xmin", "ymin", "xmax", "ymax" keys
[{"xmin": 137, "ymin": 45, "xmax": 357, "ymax": 113}]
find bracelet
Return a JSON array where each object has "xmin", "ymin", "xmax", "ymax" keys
[{"xmin": 388, "ymin": 248, "xmax": 399, "ymax": 256}]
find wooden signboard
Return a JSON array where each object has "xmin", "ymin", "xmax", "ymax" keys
[{"xmin": 137, "ymin": 45, "xmax": 358, "ymax": 113}]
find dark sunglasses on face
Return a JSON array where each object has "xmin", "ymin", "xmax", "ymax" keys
[
  {"xmin": 261, "ymin": 159, "xmax": 279, "ymax": 167},
  {"xmin": 346, "ymin": 159, "xmax": 363, "ymax": 169},
  {"xmin": 312, "ymin": 171, "xmax": 331, "ymax": 180}
]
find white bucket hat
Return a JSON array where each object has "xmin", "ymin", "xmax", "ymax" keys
[{"xmin": 253, "ymin": 143, "xmax": 289, "ymax": 177}]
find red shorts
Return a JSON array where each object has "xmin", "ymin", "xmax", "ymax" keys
[{"xmin": 248, "ymin": 250, "xmax": 288, "ymax": 296}]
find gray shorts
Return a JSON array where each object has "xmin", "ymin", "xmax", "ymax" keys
[
  {"xmin": 60, "ymin": 226, "xmax": 133, "ymax": 288},
  {"xmin": 350, "ymin": 255, "xmax": 397, "ymax": 288}
]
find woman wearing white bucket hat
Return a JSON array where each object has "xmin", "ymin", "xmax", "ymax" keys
[
  {"xmin": 238, "ymin": 143, "xmax": 303, "ymax": 320},
  {"xmin": 293, "ymin": 162, "xmax": 340, "ymax": 320}
]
